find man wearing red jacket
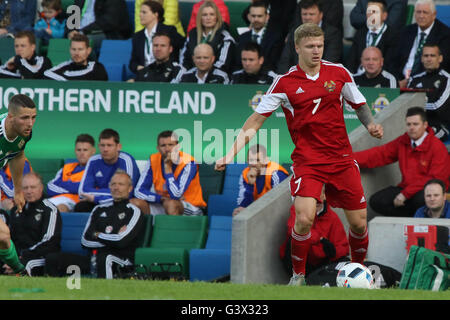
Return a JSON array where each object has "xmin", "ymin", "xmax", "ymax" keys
[
  {"xmin": 354, "ymin": 107, "xmax": 450, "ymax": 217},
  {"xmin": 280, "ymin": 188, "xmax": 349, "ymax": 275}
]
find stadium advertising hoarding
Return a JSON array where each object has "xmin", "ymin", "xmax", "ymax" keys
[{"xmin": 0, "ymin": 80, "xmax": 399, "ymax": 164}]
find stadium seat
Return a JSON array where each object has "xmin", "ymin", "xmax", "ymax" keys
[
  {"xmin": 136, "ymin": 214, "xmax": 153, "ymax": 248},
  {"xmin": 61, "ymin": 0, "xmax": 74, "ymax": 12},
  {"xmin": 29, "ymin": 158, "xmax": 64, "ymax": 187},
  {"xmin": 0, "ymin": 37, "xmax": 14, "ymax": 64},
  {"xmin": 179, "ymin": 1, "xmax": 195, "ymax": 32},
  {"xmin": 436, "ymin": 5, "xmax": 450, "ymax": 27},
  {"xmin": 134, "ymin": 215, "xmax": 208, "ymax": 279},
  {"xmin": 60, "ymin": 212, "xmax": 90, "ymax": 256},
  {"xmin": 47, "ymin": 38, "xmax": 71, "ymax": 66},
  {"xmin": 198, "ymin": 163, "xmax": 225, "ymax": 204},
  {"xmin": 221, "ymin": 163, "xmax": 247, "ymax": 196},
  {"xmin": 226, "ymin": 1, "xmax": 249, "ymax": 39},
  {"xmin": 189, "ymin": 215, "xmax": 232, "ymax": 281},
  {"xmin": 98, "ymin": 39, "xmax": 133, "ymax": 81},
  {"xmin": 207, "ymin": 194, "xmax": 236, "ymax": 217},
  {"xmin": 405, "ymin": 4, "xmax": 415, "ymax": 25},
  {"xmin": 125, "ymin": 0, "xmax": 135, "ymax": 31}
]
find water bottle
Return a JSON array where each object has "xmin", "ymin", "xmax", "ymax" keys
[{"xmin": 90, "ymin": 249, "xmax": 98, "ymax": 278}]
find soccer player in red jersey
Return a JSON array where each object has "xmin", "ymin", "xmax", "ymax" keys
[{"xmin": 215, "ymin": 23, "xmax": 384, "ymax": 286}]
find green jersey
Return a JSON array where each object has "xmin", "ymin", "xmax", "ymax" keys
[{"xmin": 0, "ymin": 113, "xmax": 31, "ymax": 169}]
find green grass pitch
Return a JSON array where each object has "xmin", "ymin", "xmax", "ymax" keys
[{"xmin": 0, "ymin": 276, "xmax": 449, "ymax": 300}]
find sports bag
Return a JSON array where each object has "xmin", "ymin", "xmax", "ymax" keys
[{"xmin": 399, "ymin": 245, "xmax": 450, "ymax": 291}]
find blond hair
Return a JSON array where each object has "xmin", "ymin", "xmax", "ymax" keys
[
  {"xmin": 294, "ymin": 23, "xmax": 324, "ymax": 46},
  {"xmin": 196, "ymin": 1, "xmax": 223, "ymax": 45}
]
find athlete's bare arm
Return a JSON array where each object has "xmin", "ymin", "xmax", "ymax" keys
[
  {"xmin": 355, "ymin": 103, "xmax": 383, "ymax": 139},
  {"xmin": 9, "ymin": 151, "xmax": 26, "ymax": 213},
  {"xmin": 215, "ymin": 112, "xmax": 267, "ymax": 171}
]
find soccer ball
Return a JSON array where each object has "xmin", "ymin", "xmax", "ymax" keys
[{"xmin": 336, "ymin": 263, "xmax": 375, "ymax": 289}]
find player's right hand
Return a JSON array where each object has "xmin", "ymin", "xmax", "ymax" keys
[
  {"xmin": 13, "ymin": 191, "xmax": 25, "ymax": 214},
  {"xmin": 215, "ymin": 156, "xmax": 228, "ymax": 171}
]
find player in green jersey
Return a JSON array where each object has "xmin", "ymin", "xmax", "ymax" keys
[{"xmin": 0, "ymin": 94, "xmax": 37, "ymax": 275}]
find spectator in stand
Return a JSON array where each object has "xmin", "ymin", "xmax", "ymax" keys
[
  {"xmin": 346, "ymin": 0, "xmax": 399, "ymax": 74},
  {"xmin": 47, "ymin": 134, "xmax": 96, "ymax": 213},
  {"xmin": 394, "ymin": 0, "xmax": 450, "ymax": 88},
  {"xmin": 0, "ymin": 159, "xmax": 32, "ymax": 212},
  {"xmin": 34, "ymin": 0, "xmax": 66, "ymax": 46},
  {"xmin": 277, "ymin": 0, "xmax": 342, "ymax": 74},
  {"xmin": 0, "ymin": 0, "xmax": 36, "ymax": 38},
  {"xmin": 353, "ymin": 107, "xmax": 450, "ymax": 217},
  {"xmin": 236, "ymin": 1, "xmax": 283, "ymax": 71},
  {"xmin": 187, "ymin": 0, "xmax": 230, "ymax": 34},
  {"xmin": 129, "ymin": 0, "xmax": 184, "ymax": 74},
  {"xmin": 242, "ymin": 0, "xmax": 297, "ymax": 42},
  {"xmin": 407, "ymin": 44, "xmax": 450, "ymax": 141},
  {"xmin": 414, "ymin": 179, "xmax": 450, "ymax": 219},
  {"xmin": 5, "ymin": 172, "xmax": 62, "ymax": 276},
  {"xmin": 133, "ymin": 130, "xmax": 206, "ymax": 216},
  {"xmin": 231, "ymin": 42, "xmax": 277, "ymax": 85},
  {"xmin": 45, "ymin": 170, "xmax": 145, "ymax": 279},
  {"xmin": 179, "ymin": 43, "xmax": 229, "ymax": 84},
  {"xmin": 66, "ymin": 0, "xmax": 132, "ymax": 55},
  {"xmin": 350, "ymin": 0, "xmax": 407, "ymax": 31},
  {"xmin": 291, "ymin": 0, "xmax": 343, "ymax": 35},
  {"xmin": 180, "ymin": 1, "xmax": 236, "ymax": 74},
  {"xmin": 76, "ymin": 129, "xmax": 140, "ymax": 213},
  {"xmin": 279, "ymin": 187, "xmax": 350, "ymax": 275},
  {"xmin": 232, "ymin": 144, "xmax": 288, "ymax": 216},
  {"xmin": 44, "ymin": 33, "xmax": 108, "ymax": 81},
  {"xmin": 131, "ymin": 32, "xmax": 185, "ymax": 83},
  {"xmin": 353, "ymin": 47, "xmax": 398, "ymax": 88},
  {"xmin": 135, "ymin": 0, "xmax": 185, "ymax": 37},
  {"xmin": 0, "ymin": 31, "xmax": 52, "ymax": 79}
]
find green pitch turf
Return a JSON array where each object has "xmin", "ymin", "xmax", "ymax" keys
[{"xmin": 0, "ymin": 276, "xmax": 449, "ymax": 300}]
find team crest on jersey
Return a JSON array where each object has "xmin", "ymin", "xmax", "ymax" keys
[
  {"xmin": 35, "ymin": 213, "xmax": 42, "ymax": 221},
  {"xmin": 118, "ymin": 212, "xmax": 125, "ymax": 220},
  {"xmin": 105, "ymin": 225, "xmax": 113, "ymax": 234},
  {"xmin": 323, "ymin": 80, "xmax": 336, "ymax": 92}
]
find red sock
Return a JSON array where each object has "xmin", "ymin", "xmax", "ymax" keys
[
  {"xmin": 290, "ymin": 229, "xmax": 311, "ymax": 275},
  {"xmin": 348, "ymin": 227, "xmax": 369, "ymax": 264}
]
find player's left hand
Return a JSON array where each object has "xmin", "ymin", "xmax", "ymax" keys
[
  {"xmin": 393, "ymin": 193, "xmax": 406, "ymax": 207},
  {"xmin": 13, "ymin": 191, "xmax": 25, "ymax": 213},
  {"xmin": 367, "ymin": 123, "xmax": 383, "ymax": 139}
]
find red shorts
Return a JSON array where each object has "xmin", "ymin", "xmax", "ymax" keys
[{"xmin": 289, "ymin": 160, "xmax": 367, "ymax": 210}]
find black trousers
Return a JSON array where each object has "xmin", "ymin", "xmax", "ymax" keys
[
  {"xmin": 369, "ymin": 186, "xmax": 425, "ymax": 217},
  {"xmin": 74, "ymin": 201, "xmax": 96, "ymax": 212},
  {"xmin": 45, "ymin": 248, "xmax": 134, "ymax": 279}
]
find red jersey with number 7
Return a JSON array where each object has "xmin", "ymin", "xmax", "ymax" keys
[{"xmin": 255, "ymin": 61, "xmax": 367, "ymax": 166}]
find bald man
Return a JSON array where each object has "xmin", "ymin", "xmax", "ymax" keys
[
  {"xmin": 179, "ymin": 43, "xmax": 229, "ymax": 84},
  {"xmin": 353, "ymin": 46, "xmax": 398, "ymax": 88}
]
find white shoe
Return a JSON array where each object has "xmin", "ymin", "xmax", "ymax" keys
[{"xmin": 288, "ymin": 273, "xmax": 306, "ymax": 286}]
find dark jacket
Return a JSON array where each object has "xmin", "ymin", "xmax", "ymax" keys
[
  {"xmin": 237, "ymin": 27, "xmax": 284, "ymax": 71},
  {"xmin": 81, "ymin": 199, "xmax": 144, "ymax": 252},
  {"xmin": 353, "ymin": 70, "xmax": 398, "ymax": 88},
  {"xmin": 68, "ymin": 0, "xmax": 131, "ymax": 39},
  {"xmin": 180, "ymin": 26, "xmax": 236, "ymax": 73},
  {"xmin": 346, "ymin": 24, "xmax": 399, "ymax": 74},
  {"xmin": 277, "ymin": 22, "xmax": 342, "ymax": 74},
  {"xmin": 129, "ymin": 23, "xmax": 185, "ymax": 74},
  {"xmin": 135, "ymin": 59, "xmax": 185, "ymax": 83},
  {"xmin": 0, "ymin": 54, "xmax": 52, "ymax": 79},
  {"xmin": 408, "ymin": 68, "xmax": 450, "ymax": 138},
  {"xmin": 0, "ymin": 0, "xmax": 36, "ymax": 34},
  {"xmin": 231, "ymin": 67, "xmax": 277, "ymax": 85},
  {"xmin": 393, "ymin": 19, "xmax": 450, "ymax": 80},
  {"xmin": 44, "ymin": 60, "xmax": 108, "ymax": 81},
  {"xmin": 179, "ymin": 66, "xmax": 229, "ymax": 84},
  {"xmin": 10, "ymin": 199, "xmax": 62, "ymax": 259}
]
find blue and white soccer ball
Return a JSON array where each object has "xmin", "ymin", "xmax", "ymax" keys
[{"xmin": 336, "ymin": 263, "xmax": 375, "ymax": 289}]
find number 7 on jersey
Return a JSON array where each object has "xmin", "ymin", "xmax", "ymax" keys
[{"xmin": 312, "ymin": 98, "xmax": 321, "ymax": 115}]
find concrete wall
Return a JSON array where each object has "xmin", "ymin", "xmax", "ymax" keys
[
  {"xmin": 367, "ymin": 217, "xmax": 450, "ymax": 273},
  {"xmin": 230, "ymin": 93, "xmax": 428, "ymax": 284}
]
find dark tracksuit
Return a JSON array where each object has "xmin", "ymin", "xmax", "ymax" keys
[{"xmin": 9, "ymin": 199, "xmax": 62, "ymax": 275}]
